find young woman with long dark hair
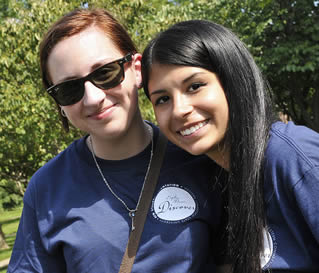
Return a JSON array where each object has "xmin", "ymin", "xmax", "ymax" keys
[{"xmin": 141, "ymin": 20, "xmax": 319, "ymax": 272}]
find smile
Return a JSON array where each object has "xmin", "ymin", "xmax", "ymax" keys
[
  {"xmin": 88, "ymin": 104, "xmax": 117, "ymax": 120},
  {"xmin": 179, "ymin": 120, "xmax": 209, "ymax": 136}
]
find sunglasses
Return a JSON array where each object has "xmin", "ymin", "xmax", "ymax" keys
[{"xmin": 47, "ymin": 53, "xmax": 133, "ymax": 106}]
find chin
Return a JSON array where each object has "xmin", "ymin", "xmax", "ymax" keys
[{"xmin": 182, "ymin": 146, "xmax": 209, "ymax": 156}]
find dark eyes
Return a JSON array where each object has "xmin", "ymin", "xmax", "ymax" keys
[
  {"xmin": 153, "ymin": 82, "xmax": 207, "ymax": 106},
  {"xmin": 155, "ymin": 96, "xmax": 170, "ymax": 106},
  {"xmin": 189, "ymin": 82, "xmax": 206, "ymax": 91}
]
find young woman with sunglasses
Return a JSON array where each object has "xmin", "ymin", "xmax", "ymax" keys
[
  {"xmin": 8, "ymin": 9, "xmax": 229, "ymax": 273},
  {"xmin": 141, "ymin": 20, "xmax": 319, "ymax": 273}
]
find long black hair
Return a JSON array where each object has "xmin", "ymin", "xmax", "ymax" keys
[{"xmin": 142, "ymin": 20, "xmax": 276, "ymax": 272}]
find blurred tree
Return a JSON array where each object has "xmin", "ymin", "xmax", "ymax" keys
[
  {"xmin": 0, "ymin": 0, "xmax": 85, "ymax": 204},
  {"xmin": 259, "ymin": 0, "xmax": 319, "ymax": 132}
]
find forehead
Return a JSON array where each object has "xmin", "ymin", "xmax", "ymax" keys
[
  {"xmin": 148, "ymin": 64, "xmax": 209, "ymax": 90},
  {"xmin": 47, "ymin": 26, "xmax": 122, "ymax": 84}
]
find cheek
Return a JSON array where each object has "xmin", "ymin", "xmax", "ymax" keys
[
  {"xmin": 120, "ymin": 80, "xmax": 138, "ymax": 105},
  {"xmin": 154, "ymin": 110, "xmax": 163, "ymax": 126},
  {"xmin": 154, "ymin": 110, "xmax": 169, "ymax": 131},
  {"xmin": 217, "ymin": 95, "xmax": 229, "ymax": 125},
  {"xmin": 62, "ymin": 104, "xmax": 79, "ymax": 117},
  {"xmin": 205, "ymin": 90, "xmax": 229, "ymax": 119}
]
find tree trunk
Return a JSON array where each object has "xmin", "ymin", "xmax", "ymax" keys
[{"xmin": 0, "ymin": 224, "xmax": 9, "ymax": 249}]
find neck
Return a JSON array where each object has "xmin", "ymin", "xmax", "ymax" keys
[{"xmin": 87, "ymin": 114, "xmax": 152, "ymax": 160}]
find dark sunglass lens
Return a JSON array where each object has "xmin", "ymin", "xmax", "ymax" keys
[
  {"xmin": 48, "ymin": 54, "xmax": 131, "ymax": 105},
  {"xmin": 54, "ymin": 80, "xmax": 84, "ymax": 106},
  {"xmin": 92, "ymin": 63, "xmax": 123, "ymax": 89}
]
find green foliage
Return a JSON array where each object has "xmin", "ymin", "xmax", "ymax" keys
[
  {"xmin": 0, "ymin": 0, "xmax": 85, "ymax": 198},
  {"xmin": 0, "ymin": 0, "xmax": 318, "ymax": 200},
  {"xmin": 0, "ymin": 186, "xmax": 21, "ymax": 210},
  {"xmin": 259, "ymin": 0, "xmax": 319, "ymax": 131}
]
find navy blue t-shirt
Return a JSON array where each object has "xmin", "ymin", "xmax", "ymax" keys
[
  {"xmin": 262, "ymin": 122, "xmax": 319, "ymax": 271},
  {"xmin": 8, "ymin": 124, "xmax": 225, "ymax": 273}
]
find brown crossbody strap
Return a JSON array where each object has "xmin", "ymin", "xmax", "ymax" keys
[{"xmin": 118, "ymin": 130, "xmax": 167, "ymax": 273}]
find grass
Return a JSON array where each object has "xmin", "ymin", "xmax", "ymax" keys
[{"xmin": 0, "ymin": 207, "xmax": 22, "ymax": 272}]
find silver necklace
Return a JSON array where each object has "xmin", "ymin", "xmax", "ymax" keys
[{"xmin": 89, "ymin": 124, "xmax": 154, "ymax": 231}]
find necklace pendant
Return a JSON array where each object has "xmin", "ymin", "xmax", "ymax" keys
[
  {"xmin": 129, "ymin": 211, "xmax": 135, "ymax": 218},
  {"xmin": 129, "ymin": 211, "xmax": 136, "ymax": 231},
  {"xmin": 89, "ymin": 125, "xmax": 154, "ymax": 234}
]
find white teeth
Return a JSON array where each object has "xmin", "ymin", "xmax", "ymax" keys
[{"xmin": 180, "ymin": 121, "xmax": 208, "ymax": 136}]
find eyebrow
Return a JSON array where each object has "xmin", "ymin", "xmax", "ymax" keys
[
  {"xmin": 149, "ymin": 89, "xmax": 166, "ymax": 97},
  {"xmin": 182, "ymin": 72, "xmax": 206, "ymax": 84},
  {"xmin": 149, "ymin": 72, "xmax": 206, "ymax": 97}
]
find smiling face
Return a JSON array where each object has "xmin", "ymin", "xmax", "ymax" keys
[
  {"xmin": 47, "ymin": 26, "xmax": 142, "ymax": 141},
  {"xmin": 148, "ymin": 63, "xmax": 230, "ymax": 167}
]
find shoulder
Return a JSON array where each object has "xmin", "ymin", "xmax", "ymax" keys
[
  {"xmin": 24, "ymin": 137, "xmax": 86, "ymax": 207},
  {"xmin": 267, "ymin": 121, "xmax": 319, "ymax": 168},
  {"xmin": 270, "ymin": 121, "xmax": 319, "ymax": 143},
  {"xmin": 32, "ymin": 137, "xmax": 85, "ymax": 180},
  {"xmin": 265, "ymin": 121, "xmax": 319, "ymax": 188}
]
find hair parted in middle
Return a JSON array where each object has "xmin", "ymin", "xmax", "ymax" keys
[
  {"xmin": 39, "ymin": 8, "xmax": 138, "ymax": 132},
  {"xmin": 142, "ymin": 19, "xmax": 276, "ymax": 273}
]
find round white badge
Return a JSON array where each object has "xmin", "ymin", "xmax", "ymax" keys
[
  {"xmin": 260, "ymin": 227, "xmax": 276, "ymax": 268},
  {"xmin": 152, "ymin": 185, "xmax": 197, "ymax": 223}
]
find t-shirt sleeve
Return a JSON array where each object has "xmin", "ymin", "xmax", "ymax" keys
[
  {"xmin": 293, "ymin": 166, "xmax": 319, "ymax": 243},
  {"xmin": 7, "ymin": 197, "xmax": 66, "ymax": 272}
]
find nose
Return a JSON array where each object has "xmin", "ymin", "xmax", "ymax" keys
[
  {"xmin": 172, "ymin": 93, "xmax": 193, "ymax": 119},
  {"xmin": 82, "ymin": 81, "xmax": 106, "ymax": 106}
]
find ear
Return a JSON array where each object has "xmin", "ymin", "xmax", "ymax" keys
[{"xmin": 132, "ymin": 53, "xmax": 142, "ymax": 89}]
